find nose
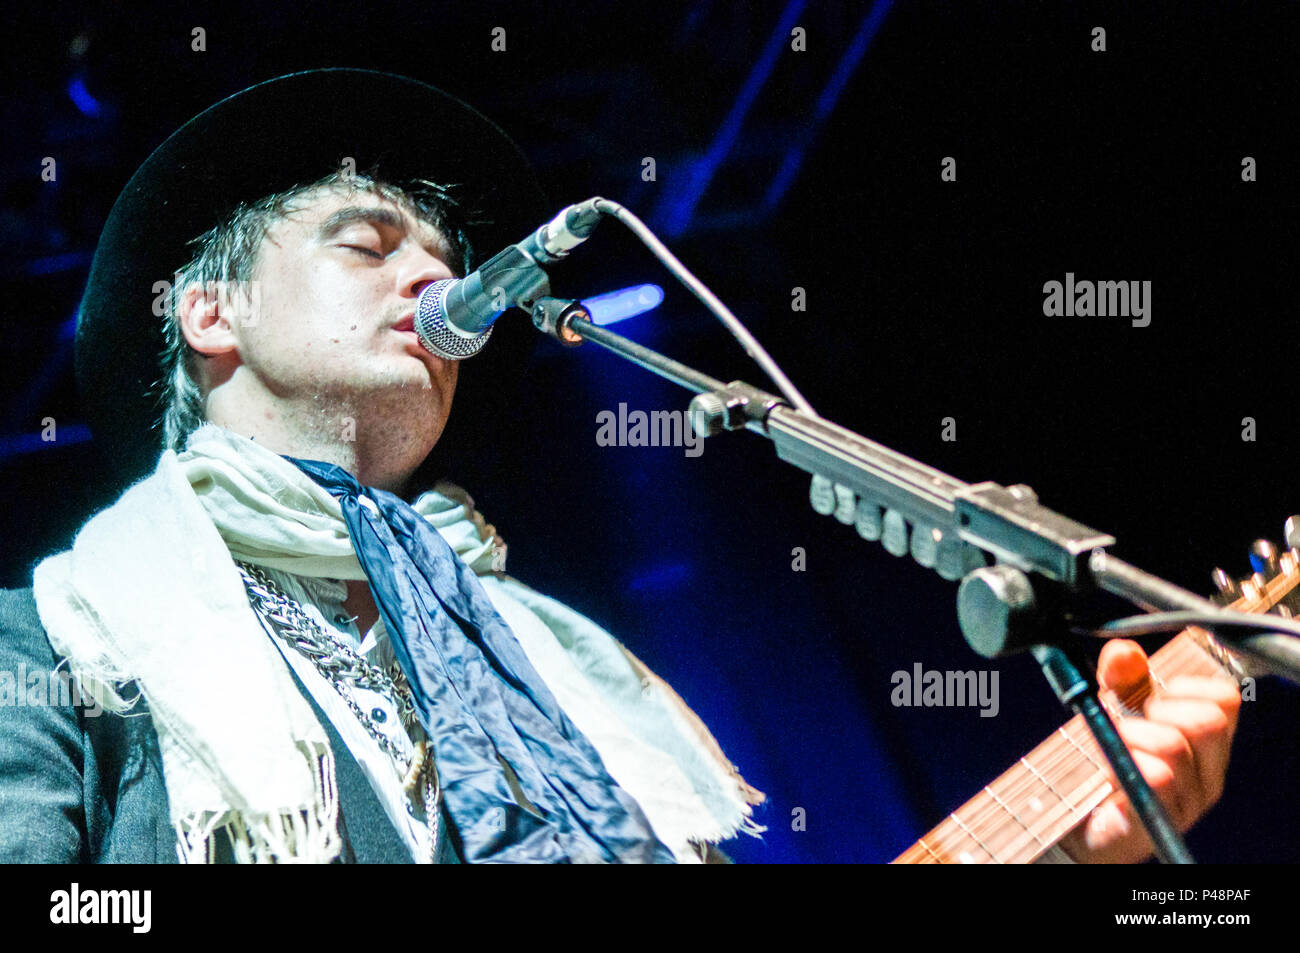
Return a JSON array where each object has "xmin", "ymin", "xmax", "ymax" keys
[{"xmin": 396, "ymin": 244, "xmax": 457, "ymax": 301}]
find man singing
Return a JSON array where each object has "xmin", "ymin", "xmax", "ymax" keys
[{"xmin": 0, "ymin": 69, "xmax": 1238, "ymax": 864}]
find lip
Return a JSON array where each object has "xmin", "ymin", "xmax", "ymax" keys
[{"xmin": 391, "ymin": 314, "xmax": 434, "ymax": 362}]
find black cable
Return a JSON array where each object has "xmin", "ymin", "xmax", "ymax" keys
[{"xmin": 1085, "ymin": 609, "xmax": 1300, "ymax": 641}]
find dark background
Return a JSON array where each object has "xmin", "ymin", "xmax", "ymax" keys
[{"xmin": 2, "ymin": 0, "xmax": 1297, "ymax": 863}]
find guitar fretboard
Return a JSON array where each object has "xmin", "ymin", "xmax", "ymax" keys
[{"xmin": 892, "ymin": 562, "xmax": 1286, "ymax": 864}]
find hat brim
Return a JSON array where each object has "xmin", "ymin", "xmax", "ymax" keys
[{"xmin": 77, "ymin": 68, "xmax": 547, "ymax": 487}]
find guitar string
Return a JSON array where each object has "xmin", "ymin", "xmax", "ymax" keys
[
  {"xmin": 959, "ymin": 633, "xmax": 1230, "ymax": 859},
  {"xmin": 910, "ymin": 714, "xmax": 1119, "ymax": 862},
  {"xmin": 910, "ymin": 631, "xmax": 1246, "ymax": 863},
  {"xmin": 916, "ymin": 641, "xmax": 1241, "ymax": 864},
  {"xmin": 900, "ymin": 570, "xmax": 1288, "ymax": 863},
  {"xmin": 924, "ymin": 579, "xmax": 1275, "ymax": 864},
  {"xmin": 917, "ymin": 720, "xmax": 1116, "ymax": 863},
  {"xmin": 922, "ymin": 634, "xmax": 1237, "ymax": 863},
  {"xmin": 914, "ymin": 644, "xmax": 1186, "ymax": 863},
  {"xmin": 899, "ymin": 552, "xmax": 1294, "ymax": 861},
  {"xmin": 910, "ymin": 695, "xmax": 1140, "ymax": 861}
]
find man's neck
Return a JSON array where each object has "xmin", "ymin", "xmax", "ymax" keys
[
  {"xmin": 344, "ymin": 579, "xmax": 381, "ymax": 635},
  {"xmin": 206, "ymin": 407, "xmax": 429, "ymax": 495}
]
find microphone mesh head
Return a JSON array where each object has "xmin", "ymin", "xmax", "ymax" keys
[{"xmin": 414, "ymin": 279, "xmax": 493, "ymax": 360}]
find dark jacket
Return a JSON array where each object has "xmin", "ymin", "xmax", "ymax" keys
[{"xmin": 0, "ymin": 586, "xmax": 456, "ymax": 863}]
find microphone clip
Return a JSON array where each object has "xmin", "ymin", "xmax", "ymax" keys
[{"xmin": 531, "ymin": 297, "xmax": 589, "ymax": 347}]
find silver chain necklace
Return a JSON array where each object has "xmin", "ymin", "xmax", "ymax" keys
[{"xmin": 236, "ymin": 561, "xmax": 441, "ymax": 863}]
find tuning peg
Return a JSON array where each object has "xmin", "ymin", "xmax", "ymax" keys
[
  {"xmin": 1211, "ymin": 568, "xmax": 1240, "ymax": 605},
  {"xmin": 1250, "ymin": 539, "xmax": 1280, "ymax": 577},
  {"xmin": 1285, "ymin": 516, "xmax": 1300, "ymax": 552},
  {"xmin": 1239, "ymin": 574, "xmax": 1264, "ymax": 602},
  {"xmin": 1242, "ymin": 571, "xmax": 1269, "ymax": 605}
]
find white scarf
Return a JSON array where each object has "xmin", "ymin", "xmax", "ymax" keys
[{"xmin": 33, "ymin": 424, "xmax": 763, "ymax": 862}]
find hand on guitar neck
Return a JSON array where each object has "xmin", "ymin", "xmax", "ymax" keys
[
  {"xmin": 812, "ymin": 478, "xmax": 1270, "ymax": 864},
  {"xmin": 1056, "ymin": 638, "xmax": 1241, "ymax": 864}
]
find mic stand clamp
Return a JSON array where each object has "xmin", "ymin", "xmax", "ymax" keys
[
  {"xmin": 687, "ymin": 382, "xmax": 787, "ymax": 438},
  {"xmin": 531, "ymin": 296, "xmax": 589, "ymax": 346},
  {"xmin": 957, "ymin": 564, "xmax": 1196, "ymax": 864}
]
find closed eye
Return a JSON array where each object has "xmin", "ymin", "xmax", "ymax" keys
[{"xmin": 342, "ymin": 245, "xmax": 384, "ymax": 260}]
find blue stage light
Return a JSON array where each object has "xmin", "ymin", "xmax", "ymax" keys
[
  {"xmin": 652, "ymin": 0, "xmax": 808, "ymax": 238},
  {"xmin": 67, "ymin": 75, "xmax": 103, "ymax": 118},
  {"xmin": 584, "ymin": 284, "xmax": 665, "ymax": 326},
  {"xmin": 0, "ymin": 423, "xmax": 92, "ymax": 462},
  {"xmin": 627, "ymin": 559, "xmax": 691, "ymax": 594},
  {"xmin": 763, "ymin": 0, "xmax": 892, "ymax": 212},
  {"xmin": 24, "ymin": 251, "xmax": 94, "ymax": 278}
]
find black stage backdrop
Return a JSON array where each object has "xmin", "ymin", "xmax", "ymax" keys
[{"xmin": 0, "ymin": 1, "xmax": 1296, "ymax": 864}]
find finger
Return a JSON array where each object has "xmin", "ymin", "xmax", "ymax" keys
[
  {"xmin": 1068, "ymin": 715, "xmax": 1215, "ymax": 865},
  {"xmin": 1113, "ymin": 719, "xmax": 1197, "ymax": 826},
  {"xmin": 1097, "ymin": 639, "xmax": 1149, "ymax": 694},
  {"xmin": 1157, "ymin": 674, "xmax": 1242, "ymax": 741},
  {"xmin": 1145, "ymin": 695, "xmax": 1236, "ymax": 804},
  {"xmin": 1077, "ymin": 746, "xmax": 1178, "ymax": 861},
  {"xmin": 1081, "ymin": 794, "xmax": 1136, "ymax": 856}
]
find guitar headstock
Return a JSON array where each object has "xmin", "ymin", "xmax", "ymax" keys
[
  {"xmin": 1199, "ymin": 519, "xmax": 1300, "ymax": 677},
  {"xmin": 1209, "ymin": 532, "xmax": 1300, "ymax": 613}
]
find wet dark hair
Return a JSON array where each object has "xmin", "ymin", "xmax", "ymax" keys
[{"xmin": 158, "ymin": 169, "xmax": 473, "ymax": 450}]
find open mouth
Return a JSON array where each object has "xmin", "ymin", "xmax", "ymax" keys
[{"xmin": 392, "ymin": 313, "xmax": 416, "ymax": 333}]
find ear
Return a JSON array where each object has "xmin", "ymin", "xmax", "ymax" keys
[{"xmin": 177, "ymin": 280, "xmax": 242, "ymax": 357}]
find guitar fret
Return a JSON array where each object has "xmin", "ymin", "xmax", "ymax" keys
[
  {"xmin": 963, "ymin": 794, "xmax": 1032, "ymax": 865},
  {"xmin": 985, "ymin": 784, "xmax": 1045, "ymax": 848},
  {"xmin": 1020, "ymin": 756, "xmax": 1076, "ymax": 813},
  {"xmin": 1017, "ymin": 748, "xmax": 1100, "ymax": 857},
  {"xmin": 1058, "ymin": 725, "xmax": 1105, "ymax": 773},
  {"xmin": 956, "ymin": 776, "xmax": 1041, "ymax": 863},
  {"xmin": 892, "ymin": 561, "xmax": 1290, "ymax": 864},
  {"xmin": 1007, "ymin": 729, "xmax": 1107, "ymax": 844},
  {"xmin": 918, "ymin": 837, "xmax": 942, "ymax": 863},
  {"xmin": 960, "ymin": 786, "xmax": 1050, "ymax": 865},
  {"xmin": 949, "ymin": 811, "xmax": 1002, "ymax": 864},
  {"xmin": 916, "ymin": 739, "xmax": 1113, "ymax": 864},
  {"xmin": 1048, "ymin": 728, "xmax": 1115, "ymax": 825}
]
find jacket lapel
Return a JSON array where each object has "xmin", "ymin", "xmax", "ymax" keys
[{"xmin": 279, "ymin": 660, "xmax": 415, "ymax": 864}]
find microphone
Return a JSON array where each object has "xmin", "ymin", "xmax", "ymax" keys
[{"xmin": 414, "ymin": 197, "xmax": 604, "ymax": 360}]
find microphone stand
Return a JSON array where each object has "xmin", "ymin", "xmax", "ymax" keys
[{"xmin": 531, "ymin": 295, "xmax": 1300, "ymax": 864}]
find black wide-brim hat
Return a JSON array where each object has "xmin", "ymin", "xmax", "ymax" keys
[{"xmin": 77, "ymin": 68, "xmax": 547, "ymax": 490}]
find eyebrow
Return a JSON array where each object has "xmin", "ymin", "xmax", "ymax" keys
[
  {"xmin": 315, "ymin": 205, "xmax": 407, "ymax": 242},
  {"xmin": 313, "ymin": 203, "xmax": 457, "ymax": 267}
]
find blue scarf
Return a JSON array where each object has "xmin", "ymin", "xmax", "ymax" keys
[{"xmin": 285, "ymin": 457, "xmax": 675, "ymax": 864}]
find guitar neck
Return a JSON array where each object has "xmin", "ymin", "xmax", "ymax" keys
[{"xmin": 891, "ymin": 563, "xmax": 1289, "ymax": 865}]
